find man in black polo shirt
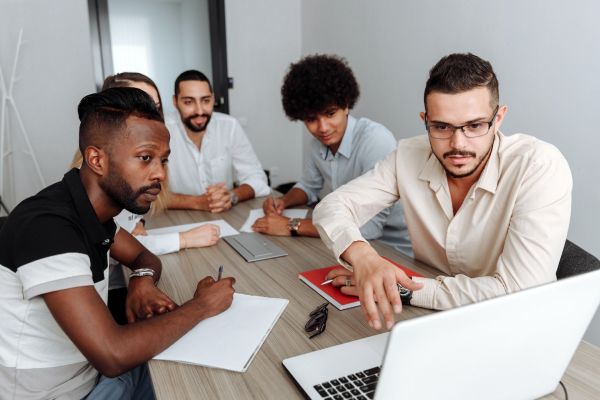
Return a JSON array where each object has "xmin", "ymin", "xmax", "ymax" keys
[{"xmin": 0, "ymin": 88, "xmax": 235, "ymax": 399}]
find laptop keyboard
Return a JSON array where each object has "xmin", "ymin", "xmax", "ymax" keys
[{"xmin": 313, "ymin": 366, "xmax": 380, "ymax": 399}]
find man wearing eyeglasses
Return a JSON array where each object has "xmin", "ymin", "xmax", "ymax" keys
[
  {"xmin": 252, "ymin": 54, "xmax": 411, "ymax": 257},
  {"xmin": 313, "ymin": 53, "xmax": 572, "ymax": 331}
]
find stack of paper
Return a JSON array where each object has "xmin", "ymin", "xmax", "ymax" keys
[{"xmin": 153, "ymin": 293, "xmax": 288, "ymax": 372}]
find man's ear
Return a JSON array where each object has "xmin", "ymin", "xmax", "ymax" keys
[
  {"xmin": 83, "ymin": 146, "xmax": 107, "ymax": 176},
  {"xmin": 172, "ymin": 94, "xmax": 178, "ymax": 108}
]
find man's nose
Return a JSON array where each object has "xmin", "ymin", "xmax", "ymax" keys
[
  {"xmin": 317, "ymin": 117, "xmax": 329, "ymax": 133},
  {"xmin": 449, "ymin": 127, "xmax": 468, "ymax": 148}
]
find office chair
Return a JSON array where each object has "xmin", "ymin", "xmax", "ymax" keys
[{"xmin": 556, "ymin": 240, "xmax": 600, "ymax": 280}]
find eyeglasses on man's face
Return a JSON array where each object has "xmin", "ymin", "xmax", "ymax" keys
[
  {"xmin": 305, "ymin": 302, "xmax": 329, "ymax": 339},
  {"xmin": 425, "ymin": 105, "xmax": 499, "ymax": 139}
]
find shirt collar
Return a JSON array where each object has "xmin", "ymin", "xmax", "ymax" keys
[
  {"xmin": 418, "ymin": 132, "xmax": 501, "ymax": 195},
  {"xmin": 318, "ymin": 115, "xmax": 356, "ymax": 160},
  {"xmin": 63, "ymin": 169, "xmax": 116, "ymax": 247}
]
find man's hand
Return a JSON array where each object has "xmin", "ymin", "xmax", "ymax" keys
[
  {"xmin": 206, "ymin": 183, "xmax": 232, "ymax": 213},
  {"xmin": 252, "ymin": 214, "xmax": 291, "ymax": 236},
  {"xmin": 262, "ymin": 196, "xmax": 285, "ymax": 215},
  {"xmin": 192, "ymin": 276, "xmax": 236, "ymax": 319},
  {"xmin": 180, "ymin": 224, "xmax": 220, "ymax": 249},
  {"xmin": 326, "ymin": 267, "xmax": 359, "ymax": 297},
  {"xmin": 342, "ymin": 242, "xmax": 423, "ymax": 330},
  {"xmin": 126, "ymin": 277, "xmax": 177, "ymax": 323}
]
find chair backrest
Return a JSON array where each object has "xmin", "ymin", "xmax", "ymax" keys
[{"xmin": 556, "ymin": 240, "xmax": 600, "ymax": 279}]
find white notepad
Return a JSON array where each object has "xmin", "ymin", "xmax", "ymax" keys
[
  {"xmin": 147, "ymin": 220, "xmax": 239, "ymax": 237},
  {"xmin": 153, "ymin": 293, "xmax": 288, "ymax": 372},
  {"xmin": 240, "ymin": 208, "xmax": 309, "ymax": 232}
]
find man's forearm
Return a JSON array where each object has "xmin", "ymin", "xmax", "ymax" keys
[
  {"xmin": 233, "ymin": 184, "xmax": 255, "ymax": 203},
  {"xmin": 167, "ymin": 192, "xmax": 209, "ymax": 211},
  {"xmin": 282, "ymin": 187, "xmax": 309, "ymax": 208},
  {"xmin": 130, "ymin": 249, "xmax": 162, "ymax": 282}
]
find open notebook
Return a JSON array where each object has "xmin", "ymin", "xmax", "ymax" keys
[{"xmin": 154, "ymin": 293, "xmax": 288, "ymax": 372}]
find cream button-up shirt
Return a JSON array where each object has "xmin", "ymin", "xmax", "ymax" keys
[
  {"xmin": 313, "ymin": 132, "xmax": 572, "ymax": 310},
  {"xmin": 165, "ymin": 111, "xmax": 270, "ymax": 197}
]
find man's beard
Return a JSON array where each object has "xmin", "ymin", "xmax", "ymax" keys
[
  {"xmin": 99, "ymin": 168, "xmax": 161, "ymax": 215},
  {"xmin": 183, "ymin": 112, "xmax": 212, "ymax": 133},
  {"xmin": 438, "ymin": 143, "xmax": 493, "ymax": 179}
]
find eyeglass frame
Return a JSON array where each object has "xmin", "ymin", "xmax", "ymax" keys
[
  {"xmin": 424, "ymin": 105, "xmax": 500, "ymax": 140},
  {"xmin": 304, "ymin": 302, "xmax": 329, "ymax": 339}
]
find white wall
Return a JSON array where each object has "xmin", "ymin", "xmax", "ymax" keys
[
  {"xmin": 225, "ymin": 0, "xmax": 303, "ymax": 187},
  {"xmin": 0, "ymin": 0, "xmax": 96, "ymax": 208},
  {"xmin": 108, "ymin": 0, "xmax": 212, "ymax": 114},
  {"xmin": 301, "ymin": 0, "xmax": 600, "ymax": 345}
]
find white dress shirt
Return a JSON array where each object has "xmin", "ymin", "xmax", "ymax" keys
[
  {"xmin": 165, "ymin": 111, "xmax": 269, "ymax": 197},
  {"xmin": 313, "ymin": 132, "xmax": 572, "ymax": 310}
]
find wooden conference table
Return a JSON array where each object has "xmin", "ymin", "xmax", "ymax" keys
[{"xmin": 146, "ymin": 196, "xmax": 600, "ymax": 400}]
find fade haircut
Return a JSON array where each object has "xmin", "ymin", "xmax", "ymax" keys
[
  {"xmin": 424, "ymin": 53, "xmax": 499, "ymax": 111},
  {"xmin": 78, "ymin": 87, "xmax": 164, "ymax": 155},
  {"xmin": 281, "ymin": 54, "xmax": 360, "ymax": 121},
  {"xmin": 103, "ymin": 72, "xmax": 164, "ymax": 116},
  {"xmin": 174, "ymin": 70, "xmax": 213, "ymax": 96}
]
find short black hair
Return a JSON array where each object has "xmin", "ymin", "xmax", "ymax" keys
[
  {"xmin": 281, "ymin": 54, "xmax": 360, "ymax": 121},
  {"xmin": 102, "ymin": 72, "xmax": 164, "ymax": 116},
  {"xmin": 424, "ymin": 53, "xmax": 499, "ymax": 110},
  {"xmin": 78, "ymin": 87, "xmax": 164, "ymax": 154},
  {"xmin": 174, "ymin": 70, "xmax": 213, "ymax": 96}
]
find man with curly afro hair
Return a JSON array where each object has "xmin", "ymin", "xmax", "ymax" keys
[{"xmin": 252, "ymin": 54, "xmax": 411, "ymax": 259}]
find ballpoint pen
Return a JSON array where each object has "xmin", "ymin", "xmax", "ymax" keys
[
  {"xmin": 217, "ymin": 265, "xmax": 224, "ymax": 281},
  {"xmin": 320, "ymin": 279, "xmax": 333, "ymax": 286},
  {"xmin": 271, "ymin": 188, "xmax": 279, "ymax": 214}
]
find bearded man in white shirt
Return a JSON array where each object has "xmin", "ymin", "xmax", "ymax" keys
[
  {"xmin": 166, "ymin": 70, "xmax": 270, "ymax": 212},
  {"xmin": 313, "ymin": 53, "xmax": 572, "ymax": 331}
]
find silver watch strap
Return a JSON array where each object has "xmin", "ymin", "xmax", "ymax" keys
[{"xmin": 130, "ymin": 268, "xmax": 155, "ymax": 278}]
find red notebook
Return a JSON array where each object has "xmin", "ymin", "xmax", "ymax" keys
[{"xmin": 298, "ymin": 258, "xmax": 422, "ymax": 310}]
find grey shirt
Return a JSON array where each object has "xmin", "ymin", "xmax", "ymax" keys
[{"xmin": 295, "ymin": 115, "xmax": 412, "ymax": 256}]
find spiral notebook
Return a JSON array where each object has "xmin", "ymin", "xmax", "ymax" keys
[{"xmin": 298, "ymin": 258, "xmax": 422, "ymax": 310}]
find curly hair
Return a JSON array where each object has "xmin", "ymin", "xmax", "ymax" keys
[{"xmin": 281, "ymin": 54, "xmax": 360, "ymax": 121}]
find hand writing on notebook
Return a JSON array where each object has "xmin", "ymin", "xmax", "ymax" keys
[
  {"xmin": 325, "ymin": 268, "xmax": 358, "ymax": 297},
  {"xmin": 341, "ymin": 242, "xmax": 423, "ymax": 330},
  {"xmin": 179, "ymin": 224, "xmax": 220, "ymax": 249},
  {"xmin": 263, "ymin": 196, "xmax": 286, "ymax": 215},
  {"xmin": 193, "ymin": 276, "xmax": 236, "ymax": 319},
  {"xmin": 206, "ymin": 183, "xmax": 232, "ymax": 213}
]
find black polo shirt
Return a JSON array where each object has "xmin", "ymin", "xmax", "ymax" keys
[
  {"xmin": 0, "ymin": 168, "xmax": 116, "ymax": 292},
  {"xmin": 0, "ymin": 169, "xmax": 118, "ymax": 399}
]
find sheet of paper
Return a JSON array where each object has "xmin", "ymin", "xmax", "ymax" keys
[
  {"xmin": 147, "ymin": 220, "xmax": 239, "ymax": 237},
  {"xmin": 240, "ymin": 208, "xmax": 309, "ymax": 232},
  {"xmin": 153, "ymin": 293, "xmax": 288, "ymax": 372}
]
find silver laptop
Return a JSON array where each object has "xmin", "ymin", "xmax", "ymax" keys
[
  {"xmin": 223, "ymin": 232, "xmax": 288, "ymax": 262},
  {"xmin": 283, "ymin": 269, "xmax": 600, "ymax": 400}
]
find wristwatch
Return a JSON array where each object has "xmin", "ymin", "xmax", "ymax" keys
[
  {"xmin": 230, "ymin": 190, "xmax": 239, "ymax": 205},
  {"xmin": 397, "ymin": 283, "xmax": 413, "ymax": 306},
  {"xmin": 288, "ymin": 218, "xmax": 301, "ymax": 237}
]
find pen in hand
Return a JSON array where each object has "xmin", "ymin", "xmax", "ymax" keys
[
  {"xmin": 217, "ymin": 265, "xmax": 224, "ymax": 281},
  {"xmin": 320, "ymin": 279, "xmax": 333, "ymax": 286}
]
